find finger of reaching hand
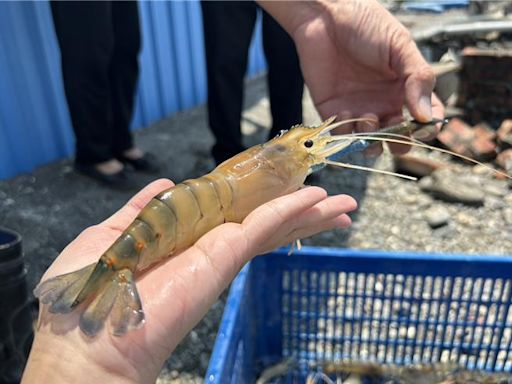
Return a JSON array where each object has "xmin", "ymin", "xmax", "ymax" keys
[
  {"xmin": 100, "ymin": 179, "xmax": 174, "ymax": 232},
  {"xmin": 429, "ymin": 93, "xmax": 446, "ymax": 139},
  {"xmin": 404, "ymin": 63, "xmax": 436, "ymax": 123},
  {"xmin": 357, "ymin": 113, "xmax": 382, "ymax": 157},
  {"xmin": 384, "ymin": 115, "xmax": 411, "ymax": 155},
  {"xmin": 332, "ymin": 111, "xmax": 356, "ymax": 135}
]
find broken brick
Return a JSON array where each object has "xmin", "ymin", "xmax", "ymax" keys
[
  {"xmin": 437, "ymin": 118, "xmax": 474, "ymax": 158},
  {"xmin": 469, "ymin": 136, "xmax": 497, "ymax": 162},
  {"xmin": 469, "ymin": 122, "xmax": 497, "ymax": 162},
  {"xmin": 473, "ymin": 122, "xmax": 496, "ymax": 142},
  {"xmin": 497, "ymin": 119, "xmax": 512, "ymax": 149}
]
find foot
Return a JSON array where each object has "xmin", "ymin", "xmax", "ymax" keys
[
  {"xmin": 95, "ymin": 159, "xmax": 124, "ymax": 174},
  {"xmin": 116, "ymin": 148, "xmax": 160, "ymax": 173},
  {"xmin": 121, "ymin": 148, "xmax": 144, "ymax": 161},
  {"xmin": 75, "ymin": 160, "xmax": 138, "ymax": 190}
]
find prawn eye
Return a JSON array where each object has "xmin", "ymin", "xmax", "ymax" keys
[{"xmin": 304, "ymin": 139, "xmax": 314, "ymax": 148}]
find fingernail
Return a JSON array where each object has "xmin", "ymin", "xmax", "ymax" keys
[{"xmin": 418, "ymin": 95, "xmax": 432, "ymax": 122}]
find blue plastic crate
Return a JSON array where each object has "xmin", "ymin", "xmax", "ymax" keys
[{"xmin": 205, "ymin": 247, "xmax": 512, "ymax": 383}]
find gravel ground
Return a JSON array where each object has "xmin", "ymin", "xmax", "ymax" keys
[{"xmin": 1, "ymin": 76, "xmax": 511, "ymax": 383}]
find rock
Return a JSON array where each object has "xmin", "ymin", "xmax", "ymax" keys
[
  {"xmin": 481, "ymin": 180, "xmax": 509, "ymax": 197},
  {"xmin": 496, "ymin": 149, "xmax": 512, "ymax": 176},
  {"xmin": 485, "ymin": 196, "xmax": 505, "ymax": 210},
  {"xmin": 472, "ymin": 163, "xmax": 496, "ymax": 176},
  {"xmin": 419, "ymin": 169, "xmax": 485, "ymax": 206},
  {"xmin": 455, "ymin": 212, "xmax": 479, "ymax": 228},
  {"xmin": 497, "ymin": 119, "xmax": 512, "ymax": 149},
  {"xmin": 424, "ymin": 205, "xmax": 451, "ymax": 228},
  {"xmin": 393, "ymin": 154, "xmax": 444, "ymax": 178},
  {"xmin": 2, "ymin": 198, "xmax": 15, "ymax": 207},
  {"xmin": 503, "ymin": 208, "xmax": 512, "ymax": 225}
]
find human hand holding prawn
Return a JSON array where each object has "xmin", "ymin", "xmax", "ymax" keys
[
  {"xmin": 260, "ymin": 0, "xmax": 445, "ymax": 155},
  {"xmin": 22, "ymin": 179, "xmax": 356, "ymax": 384}
]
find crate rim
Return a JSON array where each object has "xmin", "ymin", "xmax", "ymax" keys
[{"xmin": 272, "ymin": 246, "xmax": 512, "ymax": 263}]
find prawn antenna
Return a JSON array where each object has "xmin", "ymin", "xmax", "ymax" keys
[
  {"xmin": 320, "ymin": 117, "xmax": 378, "ymax": 135},
  {"xmin": 325, "ymin": 159, "xmax": 417, "ymax": 180},
  {"xmin": 341, "ymin": 133, "xmax": 512, "ymax": 180}
]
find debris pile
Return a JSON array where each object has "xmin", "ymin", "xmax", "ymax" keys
[
  {"xmin": 436, "ymin": 117, "xmax": 512, "ymax": 176},
  {"xmin": 383, "ymin": 3, "xmax": 512, "ymax": 235},
  {"xmin": 457, "ymin": 47, "xmax": 512, "ymax": 123}
]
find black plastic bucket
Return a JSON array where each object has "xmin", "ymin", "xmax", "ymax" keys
[{"xmin": 0, "ymin": 227, "xmax": 33, "ymax": 384}]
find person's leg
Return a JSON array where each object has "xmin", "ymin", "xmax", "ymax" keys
[
  {"xmin": 109, "ymin": 1, "xmax": 140, "ymax": 157},
  {"xmin": 108, "ymin": 1, "xmax": 158, "ymax": 173},
  {"xmin": 262, "ymin": 9, "xmax": 304, "ymax": 140},
  {"xmin": 50, "ymin": 1, "xmax": 115, "ymax": 166},
  {"xmin": 201, "ymin": 1, "xmax": 257, "ymax": 164}
]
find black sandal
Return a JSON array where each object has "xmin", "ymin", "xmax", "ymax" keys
[
  {"xmin": 116, "ymin": 152, "xmax": 160, "ymax": 173},
  {"xmin": 74, "ymin": 164, "xmax": 138, "ymax": 190}
]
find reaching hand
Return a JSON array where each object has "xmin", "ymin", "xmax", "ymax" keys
[
  {"xmin": 260, "ymin": 0, "xmax": 445, "ymax": 155},
  {"xmin": 22, "ymin": 179, "xmax": 356, "ymax": 384}
]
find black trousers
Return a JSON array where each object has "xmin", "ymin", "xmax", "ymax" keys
[
  {"xmin": 201, "ymin": 1, "xmax": 304, "ymax": 164},
  {"xmin": 50, "ymin": 1, "xmax": 141, "ymax": 166}
]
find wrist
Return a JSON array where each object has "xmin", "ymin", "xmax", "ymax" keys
[{"xmin": 21, "ymin": 332, "xmax": 136, "ymax": 384}]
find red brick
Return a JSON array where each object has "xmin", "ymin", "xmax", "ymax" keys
[
  {"xmin": 469, "ymin": 122, "xmax": 498, "ymax": 162},
  {"xmin": 469, "ymin": 137, "xmax": 497, "ymax": 162},
  {"xmin": 473, "ymin": 122, "xmax": 496, "ymax": 142},
  {"xmin": 437, "ymin": 118, "xmax": 474, "ymax": 158}
]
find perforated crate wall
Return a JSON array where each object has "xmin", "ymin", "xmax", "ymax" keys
[{"xmin": 206, "ymin": 247, "xmax": 512, "ymax": 383}]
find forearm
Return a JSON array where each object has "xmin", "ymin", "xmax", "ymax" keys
[
  {"xmin": 258, "ymin": 0, "xmax": 327, "ymax": 36},
  {"xmin": 258, "ymin": 0, "xmax": 368, "ymax": 38}
]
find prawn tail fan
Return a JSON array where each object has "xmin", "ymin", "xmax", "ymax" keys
[{"xmin": 34, "ymin": 263, "xmax": 144, "ymax": 337}]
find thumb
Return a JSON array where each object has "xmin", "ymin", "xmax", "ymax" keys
[
  {"xmin": 392, "ymin": 39, "xmax": 436, "ymax": 122},
  {"xmin": 404, "ymin": 65, "xmax": 436, "ymax": 122}
]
